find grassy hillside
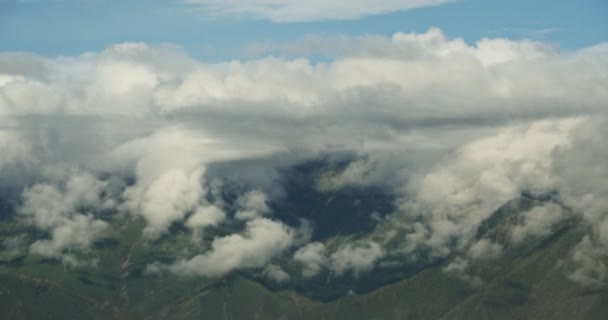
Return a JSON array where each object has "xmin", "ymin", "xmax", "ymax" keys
[{"xmin": 1, "ymin": 195, "xmax": 607, "ymax": 319}]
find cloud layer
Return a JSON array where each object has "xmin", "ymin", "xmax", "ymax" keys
[
  {"xmin": 185, "ymin": 0, "xmax": 451, "ymax": 23},
  {"xmin": 0, "ymin": 28, "xmax": 607, "ymax": 285}
]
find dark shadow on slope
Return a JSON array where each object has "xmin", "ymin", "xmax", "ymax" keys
[{"xmin": 272, "ymin": 159, "xmax": 396, "ymax": 241}]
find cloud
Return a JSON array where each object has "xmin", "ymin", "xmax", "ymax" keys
[
  {"xmin": 315, "ymin": 159, "xmax": 380, "ymax": 192},
  {"xmin": 0, "ymin": 235, "xmax": 26, "ymax": 261},
  {"xmin": 149, "ymin": 218, "xmax": 294, "ymax": 277},
  {"xmin": 185, "ymin": 204, "xmax": 226, "ymax": 243},
  {"xmin": 330, "ymin": 241, "xmax": 383, "ymax": 276},
  {"xmin": 235, "ymin": 190, "xmax": 270, "ymax": 220},
  {"xmin": 549, "ymin": 119, "xmax": 608, "ymax": 286},
  {"xmin": 29, "ymin": 214, "xmax": 107, "ymax": 259},
  {"xmin": 467, "ymin": 239, "xmax": 503, "ymax": 260},
  {"xmin": 568, "ymin": 236, "xmax": 608, "ymax": 287},
  {"xmin": 18, "ymin": 174, "xmax": 111, "ymax": 263},
  {"xmin": 510, "ymin": 203, "xmax": 567, "ymax": 244},
  {"xmin": 293, "ymin": 242, "xmax": 327, "ymax": 277},
  {"xmin": 443, "ymin": 257, "xmax": 483, "ymax": 287},
  {"xmin": 263, "ymin": 264, "xmax": 291, "ymax": 283},
  {"xmin": 293, "ymin": 241, "xmax": 385, "ymax": 277},
  {"xmin": 128, "ymin": 168, "xmax": 204, "ymax": 239},
  {"xmin": 442, "ymin": 238, "xmax": 502, "ymax": 286},
  {"xmin": 185, "ymin": 205, "xmax": 226, "ymax": 230},
  {"xmin": 112, "ymin": 126, "xmax": 277, "ymax": 238},
  {"xmin": 184, "ymin": 0, "xmax": 451, "ymax": 23},
  {"xmin": 381, "ymin": 119, "xmax": 579, "ymax": 259},
  {"xmin": 0, "ymin": 129, "xmax": 31, "ymax": 171},
  {"xmin": 0, "ymin": 28, "xmax": 606, "ymax": 284}
]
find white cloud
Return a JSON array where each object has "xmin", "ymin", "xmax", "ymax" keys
[
  {"xmin": 18, "ymin": 174, "xmax": 111, "ymax": 263},
  {"xmin": 112, "ymin": 126, "xmax": 278, "ymax": 238},
  {"xmin": 150, "ymin": 218, "xmax": 294, "ymax": 277},
  {"xmin": 330, "ymin": 241, "xmax": 383, "ymax": 276},
  {"xmin": 0, "ymin": 129, "xmax": 30, "ymax": 170},
  {"xmin": 30, "ymin": 214, "xmax": 107, "ymax": 258},
  {"xmin": 443, "ymin": 257, "xmax": 483, "ymax": 287},
  {"xmin": 131, "ymin": 168, "xmax": 204, "ymax": 239},
  {"xmin": 0, "ymin": 29, "xmax": 607, "ymax": 284},
  {"xmin": 184, "ymin": 0, "xmax": 451, "ymax": 23},
  {"xmin": 293, "ymin": 242, "xmax": 327, "ymax": 277},
  {"xmin": 510, "ymin": 203, "xmax": 567, "ymax": 244},
  {"xmin": 185, "ymin": 205, "xmax": 226, "ymax": 230},
  {"xmin": 263, "ymin": 264, "xmax": 291, "ymax": 283},
  {"xmin": 467, "ymin": 239, "xmax": 503, "ymax": 260},
  {"xmin": 568, "ymin": 236, "xmax": 608, "ymax": 287},
  {"xmin": 549, "ymin": 119, "xmax": 608, "ymax": 286},
  {"xmin": 316, "ymin": 159, "xmax": 379, "ymax": 192},
  {"xmin": 186, "ymin": 204, "xmax": 226, "ymax": 243},
  {"xmin": 0, "ymin": 236, "xmax": 26, "ymax": 261},
  {"xmin": 235, "ymin": 190, "xmax": 270, "ymax": 220},
  {"xmin": 386, "ymin": 119, "xmax": 578, "ymax": 258}
]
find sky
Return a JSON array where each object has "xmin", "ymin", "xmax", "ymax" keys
[
  {"xmin": 1, "ymin": 0, "xmax": 608, "ymax": 287},
  {"xmin": 1, "ymin": 0, "xmax": 607, "ymax": 58}
]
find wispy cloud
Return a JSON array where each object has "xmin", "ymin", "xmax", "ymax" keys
[
  {"xmin": 184, "ymin": 0, "xmax": 452, "ymax": 23},
  {"xmin": 487, "ymin": 27, "xmax": 562, "ymax": 39}
]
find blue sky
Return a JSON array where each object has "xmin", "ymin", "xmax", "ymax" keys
[{"xmin": 1, "ymin": 0, "xmax": 607, "ymax": 59}]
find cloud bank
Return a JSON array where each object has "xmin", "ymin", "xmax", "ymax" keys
[{"xmin": 0, "ymin": 28, "xmax": 607, "ymax": 285}]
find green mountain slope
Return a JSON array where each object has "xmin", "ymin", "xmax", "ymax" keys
[{"xmin": 1, "ymin": 195, "xmax": 606, "ymax": 319}]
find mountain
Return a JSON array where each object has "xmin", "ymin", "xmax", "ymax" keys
[{"xmin": 1, "ymin": 164, "xmax": 607, "ymax": 320}]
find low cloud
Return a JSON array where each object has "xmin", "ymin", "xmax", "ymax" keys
[
  {"xmin": 0, "ymin": 235, "xmax": 26, "ymax": 261},
  {"xmin": 510, "ymin": 203, "xmax": 567, "ymax": 244},
  {"xmin": 382, "ymin": 119, "xmax": 578, "ymax": 259},
  {"xmin": 263, "ymin": 264, "xmax": 291, "ymax": 283},
  {"xmin": 467, "ymin": 239, "xmax": 503, "ymax": 260},
  {"xmin": 235, "ymin": 190, "xmax": 270, "ymax": 220},
  {"xmin": 18, "ymin": 174, "xmax": 111, "ymax": 264},
  {"xmin": 148, "ymin": 218, "xmax": 294, "ymax": 277},
  {"xmin": 330, "ymin": 241, "xmax": 383, "ymax": 276},
  {"xmin": 568, "ymin": 236, "xmax": 608, "ymax": 287},
  {"xmin": 185, "ymin": 205, "xmax": 226, "ymax": 231},
  {"xmin": 293, "ymin": 242, "xmax": 327, "ymax": 278}
]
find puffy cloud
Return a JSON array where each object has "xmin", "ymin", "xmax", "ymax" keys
[
  {"xmin": 442, "ymin": 239, "xmax": 502, "ymax": 286},
  {"xmin": 2, "ymin": 29, "xmax": 605, "ymax": 124},
  {"xmin": 330, "ymin": 241, "xmax": 383, "ymax": 276},
  {"xmin": 293, "ymin": 242, "xmax": 327, "ymax": 278},
  {"xmin": 263, "ymin": 264, "xmax": 291, "ymax": 283},
  {"xmin": 467, "ymin": 239, "xmax": 503, "ymax": 260},
  {"xmin": 568, "ymin": 236, "xmax": 608, "ymax": 287},
  {"xmin": 129, "ymin": 168, "xmax": 204, "ymax": 239},
  {"xmin": 235, "ymin": 190, "xmax": 270, "ymax": 220},
  {"xmin": 510, "ymin": 203, "xmax": 567, "ymax": 244},
  {"xmin": 186, "ymin": 204, "xmax": 226, "ymax": 243},
  {"xmin": 149, "ymin": 218, "xmax": 294, "ymax": 277},
  {"xmin": 30, "ymin": 214, "xmax": 107, "ymax": 259},
  {"xmin": 0, "ymin": 129, "xmax": 30, "ymax": 171},
  {"xmin": 112, "ymin": 126, "xmax": 277, "ymax": 238},
  {"xmin": 550, "ymin": 119, "xmax": 608, "ymax": 286},
  {"xmin": 185, "ymin": 205, "xmax": 226, "ymax": 230},
  {"xmin": 18, "ymin": 174, "xmax": 111, "ymax": 263},
  {"xmin": 443, "ymin": 258, "xmax": 483, "ymax": 287},
  {"xmin": 0, "ymin": 52, "xmax": 49, "ymax": 81},
  {"xmin": 0, "ymin": 235, "xmax": 26, "ymax": 261},
  {"xmin": 387, "ymin": 119, "xmax": 578, "ymax": 258},
  {"xmin": 185, "ymin": 0, "xmax": 451, "ymax": 23}
]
